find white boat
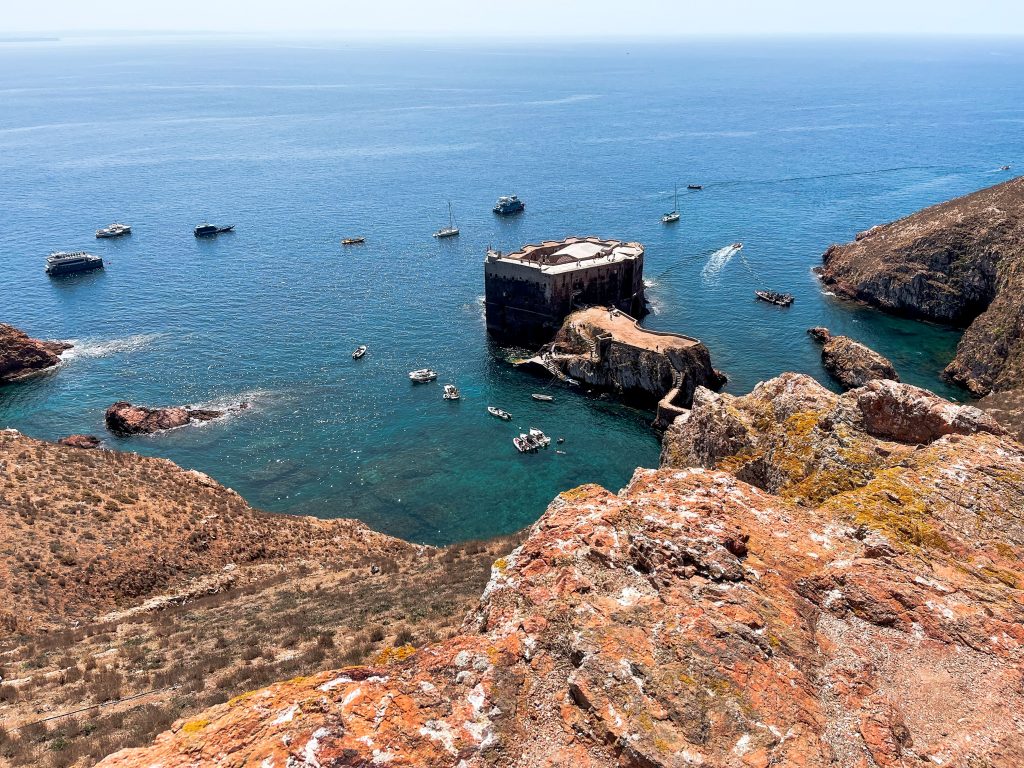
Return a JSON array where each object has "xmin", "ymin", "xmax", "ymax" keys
[
  {"xmin": 352, "ymin": 345, "xmax": 367, "ymax": 359},
  {"xmin": 513, "ymin": 435, "xmax": 532, "ymax": 453},
  {"xmin": 532, "ymin": 393, "xmax": 554, "ymax": 402},
  {"xmin": 96, "ymin": 222, "xmax": 131, "ymax": 238},
  {"xmin": 433, "ymin": 201, "xmax": 460, "ymax": 238},
  {"xmin": 529, "ymin": 428, "xmax": 551, "ymax": 448},
  {"xmin": 409, "ymin": 368, "xmax": 438, "ymax": 383},
  {"xmin": 443, "ymin": 384, "xmax": 461, "ymax": 400},
  {"xmin": 662, "ymin": 186, "xmax": 680, "ymax": 224},
  {"xmin": 487, "ymin": 406, "xmax": 512, "ymax": 420}
]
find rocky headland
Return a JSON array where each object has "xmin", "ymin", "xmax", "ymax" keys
[
  {"xmin": 817, "ymin": 176, "xmax": 1024, "ymax": 397},
  {"xmin": 104, "ymin": 401, "xmax": 248, "ymax": 435},
  {"xmin": 0, "ymin": 323, "xmax": 71, "ymax": 383},
  {"xmin": 807, "ymin": 326, "xmax": 899, "ymax": 389},
  {"xmin": 94, "ymin": 374, "xmax": 1024, "ymax": 768},
  {"xmin": 518, "ymin": 307, "xmax": 725, "ymax": 427}
]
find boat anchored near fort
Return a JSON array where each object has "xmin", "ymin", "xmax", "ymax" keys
[
  {"xmin": 45, "ymin": 251, "xmax": 104, "ymax": 276},
  {"xmin": 194, "ymin": 223, "xmax": 235, "ymax": 237},
  {"xmin": 493, "ymin": 194, "xmax": 525, "ymax": 215},
  {"xmin": 96, "ymin": 222, "xmax": 131, "ymax": 238},
  {"xmin": 433, "ymin": 202, "xmax": 460, "ymax": 238}
]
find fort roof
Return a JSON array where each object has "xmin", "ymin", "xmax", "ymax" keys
[{"xmin": 486, "ymin": 237, "xmax": 643, "ymax": 275}]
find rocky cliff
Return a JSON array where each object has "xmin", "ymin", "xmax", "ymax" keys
[
  {"xmin": 524, "ymin": 308, "xmax": 724, "ymax": 420},
  {"xmin": 0, "ymin": 323, "xmax": 70, "ymax": 383},
  {"xmin": 817, "ymin": 176, "xmax": 1024, "ymax": 396},
  {"xmin": 97, "ymin": 375, "xmax": 1024, "ymax": 768}
]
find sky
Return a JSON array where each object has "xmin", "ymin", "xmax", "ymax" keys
[{"xmin": 4, "ymin": 0, "xmax": 1024, "ymax": 37}]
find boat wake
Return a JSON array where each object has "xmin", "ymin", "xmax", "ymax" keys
[
  {"xmin": 701, "ymin": 244, "xmax": 743, "ymax": 283},
  {"xmin": 62, "ymin": 333, "xmax": 164, "ymax": 361}
]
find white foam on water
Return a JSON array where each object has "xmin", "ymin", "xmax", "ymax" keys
[
  {"xmin": 62, "ymin": 333, "xmax": 164, "ymax": 361},
  {"xmin": 701, "ymin": 244, "xmax": 742, "ymax": 283}
]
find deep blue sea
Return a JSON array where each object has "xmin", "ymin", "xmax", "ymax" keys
[{"xmin": 2, "ymin": 36, "xmax": 1021, "ymax": 543}]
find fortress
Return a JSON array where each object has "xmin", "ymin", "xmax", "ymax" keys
[{"xmin": 484, "ymin": 237, "xmax": 646, "ymax": 343}]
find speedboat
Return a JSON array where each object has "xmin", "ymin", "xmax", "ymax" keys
[
  {"xmin": 528, "ymin": 428, "xmax": 551, "ymax": 448},
  {"xmin": 96, "ymin": 222, "xmax": 131, "ymax": 238},
  {"xmin": 409, "ymin": 368, "xmax": 438, "ymax": 383},
  {"xmin": 493, "ymin": 195, "xmax": 525, "ymax": 215},
  {"xmin": 342, "ymin": 237, "xmax": 365, "ymax": 245},
  {"xmin": 513, "ymin": 435, "xmax": 533, "ymax": 453},
  {"xmin": 194, "ymin": 223, "xmax": 235, "ymax": 237},
  {"xmin": 487, "ymin": 406, "xmax": 512, "ymax": 420},
  {"xmin": 687, "ymin": 184, "xmax": 703, "ymax": 190},
  {"xmin": 352, "ymin": 345, "xmax": 367, "ymax": 359},
  {"xmin": 531, "ymin": 393, "xmax": 554, "ymax": 402},
  {"xmin": 754, "ymin": 290, "xmax": 794, "ymax": 307},
  {"xmin": 443, "ymin": 384, "xmax": 461, "ymax": 400},
  {"xmin": 731, "ymin": 242, "xmax": 743, "ymax": 250},
  {"xmin": 1000, "ymin": 165, "xmax": 1011, "ymax": 171},
  {"xmin": 433, "ymin": 201, "xmax": 460, "ymax": 238},
  {"xmin": 45, "ymin": 251, "xmax": 104, "ymax": 276}
]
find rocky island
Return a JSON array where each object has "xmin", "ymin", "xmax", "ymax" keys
[
  {"xmin": 0, "ymin": 323, "xmax": 71, "ymax": 382},
  {"xmin": 87, "ymin": 374, "xmax": 1024, "ymax": 768},
  {"xmin": 518, "ymin": 307, "xmax": 725, "ymax": 428},
  {"xmin": 817, "ymin": 176, "xmax": 1024, "ymax": 397}
]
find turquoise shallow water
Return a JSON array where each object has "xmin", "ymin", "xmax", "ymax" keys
[{"xmin": 1, "ymin": 37, "xmax": 1020, "ymax": 543}]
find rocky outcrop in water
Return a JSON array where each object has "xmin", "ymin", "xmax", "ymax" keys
[
  {"xmin": 0, "ymin": 323, "xmax": 71, "ymax": 382},
  {"xmin": 104, "ymin": 401, "xmax": 247, "ymax": 435},
  {"xmin": 817, "ymin": 176, "xmax": 1024, "ymax": 396},
  {"xmin": 98, "ymin": 374, "xmax": 1024, "ymax": 768},
  {"xmin": 807, "ymin": 326, "xmax": 899, "ymax": 389},
  {"xmin": 528, "ymin": 308, "xmax": 724, "ymax": 419}
]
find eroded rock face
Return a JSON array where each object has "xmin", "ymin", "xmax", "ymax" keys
[
  {"xmin": 0, "ymin": 323, "xmax": 71, "ymax": 382},
  {"xmin": 816, "ymin": 176, "xmax": 1024, "ymax": 396},
  {"xmin": 98, "ymin": 374, "xmax": 1024, "ymax": 768},
  {"xmin": 104, "ymin": 401, "xmax": 246, "ymax": 435},
  {"xmin": 807, "ymin": 326, "xmax": 899, "ymax": 389}
]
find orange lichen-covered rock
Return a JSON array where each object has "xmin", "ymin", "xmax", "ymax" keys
[{"xmin": 98, "ymin": 375, "xmax": 1024, "ymax": 767}]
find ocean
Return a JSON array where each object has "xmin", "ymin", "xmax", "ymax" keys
[{"xmin": 2, "ymin": 36, "xmax": 1020, "ymax": 543}]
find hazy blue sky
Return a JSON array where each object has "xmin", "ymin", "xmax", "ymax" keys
[{"xmin": 6, "ymin": 0, "xmax": 1024, "ymax": 36}]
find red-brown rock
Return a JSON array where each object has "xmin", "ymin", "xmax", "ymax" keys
[
  {"xmin": 57, "ymin": 434, "xmax": 101, "ymax": 449},
  {"xmin": 807, "ymin": 326, "xmax": 899, "ymax": 389},
  {"xmin": 0, "ymin": 323, "xmax": 71, "ymax": 382},
  {"xmin": 104, "ymin": 401, "xmax": 246, "ymax": 435},
  {"xmin": 97, "ymin": 375, "xmax": 1024, "ymax": 768}
]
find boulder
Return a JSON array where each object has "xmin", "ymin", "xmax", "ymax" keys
[
  {"xmin": 808, "ymin": 325, "xmax": 899, "ymax": 389},
  {"xmin": 57, "ymin": 434, "xmax": 101, "ymax": 449},
  {"xmin": 0, "ymin": 323, "xmax": 71, "ymax": 382}
]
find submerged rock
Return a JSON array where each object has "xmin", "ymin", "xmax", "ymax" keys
[
  {"xmin": 57, "ymin": 434, "xmax": 102, "ymax": 449},
  {"xmin": 816, "ymin": 176, "xmax": 1024, "ymax": 396},
  {"xmin": 97, "ymin": 374, "xmax": 1024, "ymax": 768},
  {"xmin": 0, "ymin": 323, "xmax": 71, "ymax": 382},
  {"xmin": 104, "ymin": 401, "xmax": 246, "ymax": 435},
  {"xmin": 808, "ymin": 325, "xmax": 899, "ymax": 389}
]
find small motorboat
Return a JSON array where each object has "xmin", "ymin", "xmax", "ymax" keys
[
  {"xmin": 443, "ymin": 384, "xmax": 461, "ymax": 400},
  {"xmin": 487, "ymin": 406, "xmax": 512, "ymax": 420},
  {"xmin": 1000, "ymin": 165, "xmax": 1012, "ymax": 171},
  {"xmin": 731, "ymin": 242, "xmax": 743, "ymax": 250},
  {"xmin": 528, "ymin": 428, "xmax": 551, "ymax": 448},
  {"xmin": 754, "ymin": 290, "xmax": 794, "ymax": 307},
  {"xmin": 687, "ymin": 184, "xmax": 703, "ymax": 190},
  {"xmin": 342, "ymin": 237, "xmax": 365, "ymax": 245},
  {"xmin": 96, "ymin": 222, "xmax": 132, "ymax": 238},
  {"xmin": 513, "ymin": 435, "xmax": 532, "ymax": 453},
  {"xmin": 409, "ymin": 368, "xmax": 438, "ymax": 383},
  {"xmin": 556, "ymin": 450, "xmax": 567, "ymax": 455},
  {"xmin": 194, "ymin": 223, "xmax": 235, "ymax": 237},
  {"xmin": 352, "ymin": 345, "xmax": 367, "ymax": 359},
  {"xmin": 557, "ymin": 437, "xmax": 565, "ymax": 444},
  {"xmin": 532, "ymin": 393, "xmax": 554, "ymax": 402}
]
